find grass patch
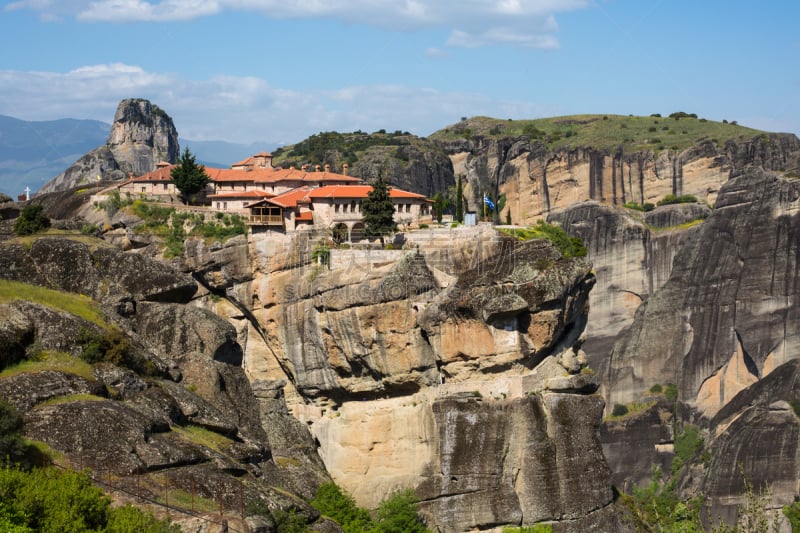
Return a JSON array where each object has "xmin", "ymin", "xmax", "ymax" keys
[
  {"xmin": 11, "ymin": 230, "xmax": 114, "ymax": 252},
  {"xmin": 0, "ymin": 280, "xmax": 108, "ymax": 328},
  {"xmin": 648, "ymin": 218, "xmax": 705, "ymax": 233},
  {"xmin": 0, "ymin": 351, "xmax": 95, "ymax": 381},
  {"xmin": 430, "ymin": 114, "xmax": 764, "ymax": 153},
  {"xmin": 604, "ymin": 400, "xmax": 657, "ymax": 421},
  {"xmin": 39, "ymin": 393, "xmax": 106, "ymax": 406},
  {"xmin": 503, "ymin": 526, "xmax": 553, "ymax": 533},
  {"xmin": 157, "ymin": 486, "xmax": 218, "ymax": 513},
  {"xmin": 172, "ymin": 425, "xmax": 236, "ymax": 454},
  {"xmin": 274, "ymin": 456, "xmax": 302, "ymax": 468}
]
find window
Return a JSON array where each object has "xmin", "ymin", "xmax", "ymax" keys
[
  {"xmin": 216, "ymin": 202, "xmax": 221, "ymax": 209},
  {"xmin": 162, "ymin": 183, "xmax": 168, "ymax": 190},
  {"xmin": 141, "ymin": 186, "xmax": 146, "ymax": 193},
  {"xmin": 223, "ymin": 202, "xmax": 227, "ymax": 210},
  {"xmin": 405, "ymin": 204, "xmax": 411, "ymax": 213},
  {"xmin": 335, "ymin": 203, "xmax": 340, "ymax": 213}
]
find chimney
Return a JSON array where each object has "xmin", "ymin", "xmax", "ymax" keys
[
  {"xmin": 324, "ymin": 163, "xmax": 330, "ymax": 173},
  {"xmin": 342, "ymin": 163, "xmax": 349, "ymax": 176}
]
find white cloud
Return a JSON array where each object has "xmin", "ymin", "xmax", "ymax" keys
[
  {"xmin": 424, "ymin": 47, "xmax": 450, "ymax": 58},
  {"xmin": 8, "ymin": 0, "xmax": 589, "ymax": 48},
  {"xmin": 0, "ymin": 64, "xmax": 551, "ymax": 144}
]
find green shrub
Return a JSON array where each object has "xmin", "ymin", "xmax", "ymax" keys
[
  {"xmin": 374, "ymin": 489, "xmax": 430, "ymax": 533},
  {"xmin": 611, "ymin": 404, "xmax": 629, "ymax": 417},
  {"xmin": 0, "ymin": 400, "xmax": 38, "ymax": 469},
  {"xmin": 784, "ymin": 501, "xmax": 800, "ymax": 532},
  {"xmin": 310, "ymin": 483, "xmax": 430, "ymax": 533},
  {"xmin": 418, "ymin": 224, "xmax": 428, "ymax": 229},
  {"xmin": 312, "ymin": 244, "xmax": 331, "ymax": 266},
  {"xmin": 80, "ymin": 224, "xmax": 99, "ymax": 235},
  {"xmin": 498, "ymin": 221, "xmax": 586, "ymax": 258},
  {"xmin": 657, "ymin": 194, "xmax": 698, "ymax": 206},
  {"xmin": 674, "ymin": 425, "xmax": 703, "ymax": 464},
  {"xmin": 623, "ymin": 202, "xmax": 644, "ymax": 212},
  {"xmin": 0, "ymin": 467, "xmax": 176, "ymax": 533},
  {"xmin": 649, "ymin": 384, "xmax": 663, "ymax": 394},
  {"xmin": 311, "ymin": 482, "xmax": 372, "ymax": 533},
  {"xmin": 620, "ymin": 466, "xmax": 703, "ymax": 532},
  {"xmin": 13, "ymin": 205, "xmax": 50, "ymax": 236},
  {"xmin": 665, "ymin": 383, "xmax": 678, "ymax": 402},
  {"xmin": 77, "ymin": 327, "xmax": 156, "ymax": 376}
]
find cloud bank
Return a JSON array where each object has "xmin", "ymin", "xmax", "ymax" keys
[
  {"xmin": 0, "ymin": 63, "xmax": 552, "ymax": 144},
  {"xmin": 6, "ymin": 0, "xmax": 588, "ymax": 48}
]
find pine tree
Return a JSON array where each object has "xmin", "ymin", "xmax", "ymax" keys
[
  {"xmin": 362, "ymin": 176, "xmax": 397, "ymax": 243},
  {"xmin": 170, "ymin": 147, "xmax": 210, "ymax": 204}
]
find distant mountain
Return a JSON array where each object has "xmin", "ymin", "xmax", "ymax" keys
[
  {"xmin": 0, "ymin": 115, "xmax": 110, "ymax": 196},
  {"xmin": 0, "ymin": 113, "xmax": 277, "ymax": 197}
]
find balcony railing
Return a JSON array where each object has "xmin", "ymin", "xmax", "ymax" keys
[{"xmin": 247, "ymin": 214, "xmax": 283, "ymax": 226}]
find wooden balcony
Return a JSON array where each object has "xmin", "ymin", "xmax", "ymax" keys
[{"xmin": 248, "ymin": 206, "xmax": 284, "ymax": 226}]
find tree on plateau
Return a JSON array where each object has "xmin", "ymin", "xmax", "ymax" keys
[{"xmin": 170, "ymin": 148, "xmax": 210, "ymax": 204}]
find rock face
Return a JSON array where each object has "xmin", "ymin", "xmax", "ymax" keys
[
  {"xmin": 39, "ymin": 99, "xmax": 179, "ymax": 194},
  {"xmin": 0, "ymin": 233, "xmax": 330, "ymax": 527},
  {"xmin": 236, "ymin": 226, "xmax": 620, "ymax": 531},
  {"xmin": 437, "ymin": 133, "xmax": 800, "ymax": 226},
  {"xmin": 607, "ymin": 169, "xmax": 800, "ymax": 415},
  {"xmin": 600, "ymin": 169, "xmax": 800, "ymax": 525},
  {"xmin": 351, "ymin": 142, "xmax": 455, "ymax": 197},
  {"xmin": 548, "ymin": 202, "xmax": 702, "ymax": 374},
  {"xmin": 692, "ymin": 359, "xmax": 800, "ymax": 525}
]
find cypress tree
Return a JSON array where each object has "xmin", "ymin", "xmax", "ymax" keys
[
  {"xmin": 455, "ymin": 175, "xmax": 464, "ymax": 223},
  {"xmin": 362, "ymin": 176, "xmax": 397, "ymax": 244}
]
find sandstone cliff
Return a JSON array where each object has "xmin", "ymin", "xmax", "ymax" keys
[
  {"xmin": 599, "ymin": 168, "xmax": 800, "ymax": 525},
  {"xmin": 211, "ymin": 224, "xmax": 622, "ymax": 532},
  {"xmin": 437, "ymin": 132, "xmax": 800, "ymax": 226},
  {"xmin": 39, "ymin": 99, "xmax": 179, "ymax": 194},
  {"xmin": 0, "ymin": 235, "xmax": 330, "ymax": 530}
]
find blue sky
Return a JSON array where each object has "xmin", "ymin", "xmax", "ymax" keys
[{"xmin": 1, "ymin": 0, "xmax": 798, "ymax": 146}]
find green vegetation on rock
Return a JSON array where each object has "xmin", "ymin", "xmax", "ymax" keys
[
  {"xmin": 130, "ymin": 200, "xmax": 246, "ymax": 257},
  {"xmin": 0, "ymin": 280, "xmax": 107, "ymax": 329},
  {"xmin": 310, "ymin": 482, "xmax": 431, "ymax": 533},
  {"xmin": 498, "ymin": 221, "xmax": 586, "ymax": 258},
  {"xmin": 0, "ymin": 467, "xmax": 178, "ymax": 533},
  {"xmin": 502, "ymin": 526, "xmax": 553, "ymax": 533},
  {"xmin": 13, "ymin": 204, "xmax": 50, "ymax": 236},
  {"xmin": 272, "ymin": 130, "xmax": 415, "ymax": 168},
  {"xmin": 430, "ymin": 114, "xmax": 763, "ymax": 153}
]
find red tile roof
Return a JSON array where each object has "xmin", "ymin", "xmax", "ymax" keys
[
  {"xmin": 296, "ymin": 210, "xmax": 314, "ymax": 222},
  {"xmin": 306, "ymin": 185, "xmax": 428, "ymax": 200},
  {"xmin": 130, "ymin": 166, "xmax": 173, "ymax": 182},
  {"xmin": 207, "ymin": 190, "xmax": 275, "ymax": 199},
  {"xmin": 267, "ymin": 187, "xmax": 313, "ymax": 208}
]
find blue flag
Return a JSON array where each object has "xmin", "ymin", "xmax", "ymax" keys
[{"xmin": 483, "ymin": 194, "xmax": 495, "ymax": 210}]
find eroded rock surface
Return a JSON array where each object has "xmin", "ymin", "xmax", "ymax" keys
[
  {"xmin": 608, "ymin": 169, "xmax": 800, "ymax": 415},
  {"xmin": 40, "ymin": 98, "xmax": 179, "ymax": 194}
]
